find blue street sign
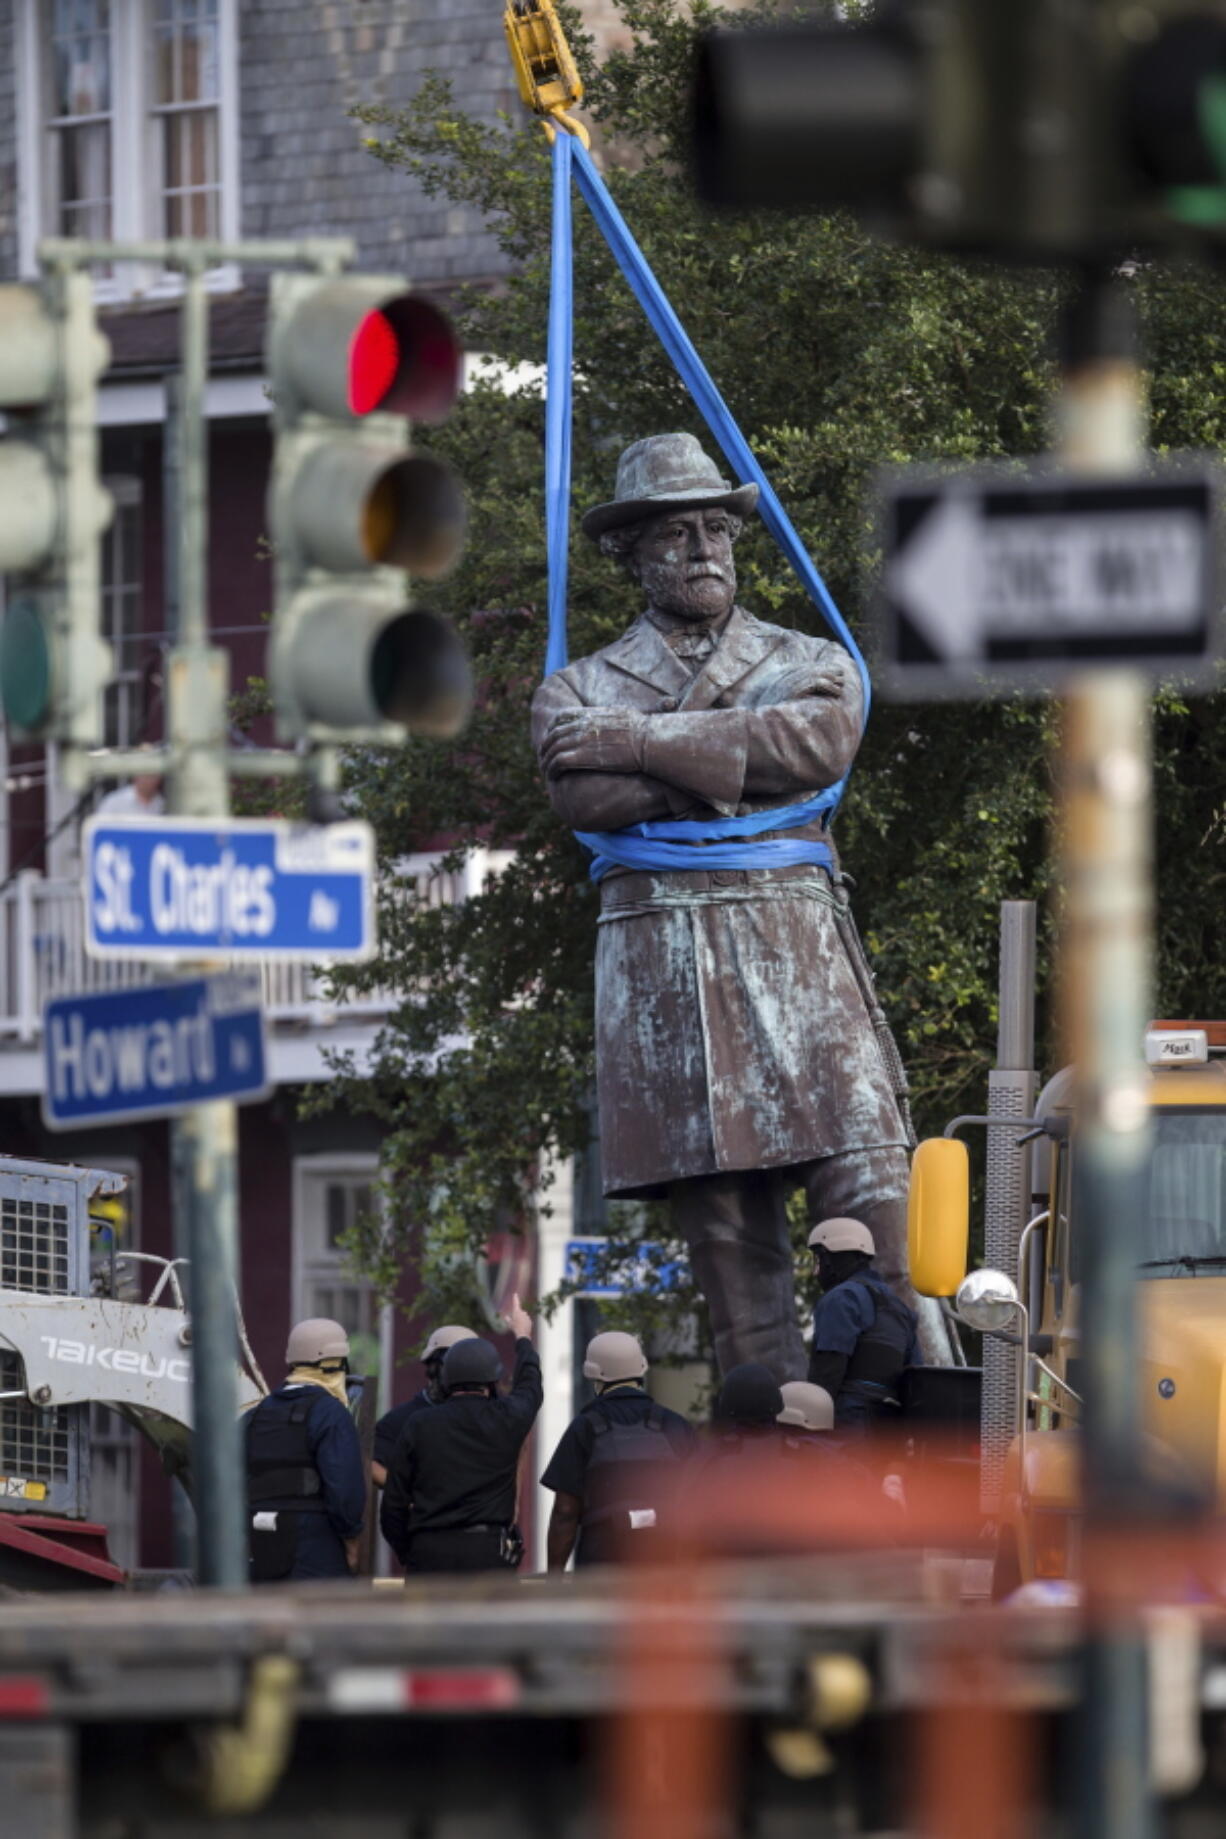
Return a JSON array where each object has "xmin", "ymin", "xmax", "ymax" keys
[
  {"xmin": 564, "ymin": 1238, "xmax": 684, "ymax": 1298},
  {"xmin": 82, "ymin": 817, "xmax": 376, "ymax": 962},
  {"xmin": 42, "ymin": 971, "xmax": 270, "ymax": 1131}
]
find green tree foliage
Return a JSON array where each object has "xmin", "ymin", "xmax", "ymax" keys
[{"xmin": 317, "ymin": 0, "xmax": 1226, "ymax": 1340}]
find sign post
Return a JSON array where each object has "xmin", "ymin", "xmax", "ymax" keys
[
  {"xmin": 166, "ymin": 256, "xmax": 248, "ymax": 1591},
  {"xmin": 881, "ymin": 280, "xmax": 1163, "ymax": 1839}
]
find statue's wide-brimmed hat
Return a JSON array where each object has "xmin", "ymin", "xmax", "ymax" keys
[{"xmin": 581, "ymin": 432, "xmax": 759, "ymax": 540}]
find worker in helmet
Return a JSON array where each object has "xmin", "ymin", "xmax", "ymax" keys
[
  {"xmin": 245, "ymin": 1318, "xmax": 367, "ymax": 1583},
  {"xmin": 777, "ymin": 1380, "xmax": 837, "ymax": 1441},
  {"xmin": 371, "ymin": 1324, "xmax": 477, "ymax": 1488},
  {"xmin": 694, "ymin": 1366, "xmax": 787, "ymax": 1548},
  {"xmin": 542, "ymin": 1330, "xmax": 696, "ymax": 1571},
  {"xmin": 380, "ymin": 1294, "xmax": 542, "ymax": 1575},
  {"xmin": 776, "ymin": 1379, "xmax": 902, "ymax": 1532},
  {"xmin": 776, "ymin": 1378, "xmax": 865, "ymax": 1468},
  {"xmin": 807, "ymin": 1218, "xmax": 919, "ymax": 1430},
  {"xmin": 707, "ymin": 1362, "xmax": 786, "ymax": 1454}
]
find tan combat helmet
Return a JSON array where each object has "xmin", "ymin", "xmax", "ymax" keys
[
  {"xmin": 778, "ymin": 1380, "xmax": 836, "ymax": 1433},
  {"xmin": 422, "ymin": 1324, "xmax": 478, "ymax": 1362},
  {"xmin": 583, "ymin": 1330, "xmax": 648, "ymax": 1384},
  {"xmin": 286, "ymin": 1318, "xmax": 350, "ymax": 1366},
  {"xmin": 807, "ymin": 1217, "xmax": 875, "ymax": 1257}
]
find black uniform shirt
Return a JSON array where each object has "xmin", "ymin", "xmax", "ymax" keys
[
  {"xmin": 380, "ymin": 1339, "xmax": 542, "ymax": 1558},
  {"xmin": 541, "ymin": 1386, "xmax": 697, "ymax": 1500},
  {"xmin": 373, "ymin": 1388, "xmax": 432, "ymax": 1470}
]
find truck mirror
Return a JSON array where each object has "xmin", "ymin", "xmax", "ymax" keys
[
  {"xmin": 955, "ymin": 1268, "xmax": 1020, "ymax": 1335},
  {"xmin": 907, "ymin": 1137, "xmax": 970, "ymax": 1295}
]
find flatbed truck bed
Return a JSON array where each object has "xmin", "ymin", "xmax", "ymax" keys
[{"xmin": 2, "ymin": 1560, "xmax": 1224, "ymax": 1838}]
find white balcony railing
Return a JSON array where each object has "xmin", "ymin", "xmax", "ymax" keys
[{"xmin": 0, "ymin": 850, "xmax": 511, "ymax": 1044}]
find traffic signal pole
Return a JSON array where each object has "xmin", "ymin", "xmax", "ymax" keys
[
  {"xmin": 1057, "ymin": 277, "xmax": 1155, "ymax": 1839},
  {"xmin": 167, "ymin": 256, "xmax": 244, "ymax": 1588}
]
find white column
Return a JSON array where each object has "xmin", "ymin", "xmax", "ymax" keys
[
  {"xmin": 532, "ymin": 1152, "xmax": 576, "ymax": 1573},
  {"xmin": 44, "ymin": 742, "xmax": 83, "ymax": 881}
]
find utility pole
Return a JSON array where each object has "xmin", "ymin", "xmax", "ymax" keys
[
  {"xmin": 164, "ymin": 258, "xmax": 246, "ymax": 1588},
  {"xmin": 1058, "ymin": 277, "xmax": 1155, "ymax": 1839}
]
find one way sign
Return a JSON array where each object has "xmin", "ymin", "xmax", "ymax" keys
[{"xmin": 876, "ymin": 464, "xmax": 1221, "ymax": 697}]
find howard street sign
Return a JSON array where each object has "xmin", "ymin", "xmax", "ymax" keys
[
  {"xmin": 83, "ymin": 817, "xmax": 375, "ymax": 962},
  {"xmin": 877, "ymin": 464, "xmax": 1220, "ymax": 696},
  {"xmin": 42, "ymin": 971, "xmax": 269, "ymax": 1131}
]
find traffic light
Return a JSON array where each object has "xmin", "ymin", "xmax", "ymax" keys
[
  {"xmin": 692, "ymin": 0, "xmax": 1226, "ymax": 260},
  {"xmin": 0, "ymin": 273, "xmax": 113, "ymax": 742},
  {"xmin": 266, "ymin": 274, "xmax": 473, "ymax": 745}
]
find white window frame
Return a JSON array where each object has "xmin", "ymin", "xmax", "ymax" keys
[
  {"xmin": 15, "ymin": 0, "xmax": 241, "ymax": 302},
  {"xmin": 291, "ymin": 1154, "xmax": 393, "ymax": 1412}
]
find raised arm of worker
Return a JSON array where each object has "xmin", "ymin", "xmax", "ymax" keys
[
  {"xmin": 537, "ymin": 640, "xmax": 863, "ymax": 821},
  {"xmin": 502, "ymin": 1293, "xmax": 544, "ymax": 1433}
]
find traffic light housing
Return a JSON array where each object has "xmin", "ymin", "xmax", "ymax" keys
[
  {"xmin": 693, "ymin": 1, "xmax": 1226, "ymax": 260},
  {"xmin": 0, "ymin": 273, "xmax": 113, "ymax": 742},
  {"xmin": 266, "ymin": 274, "xmax": 472, "ymax": 745}
]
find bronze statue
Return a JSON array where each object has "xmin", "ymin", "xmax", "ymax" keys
[{"xmin": 532, "ymin": 433, "xmax": 950, "ymax": 1377}]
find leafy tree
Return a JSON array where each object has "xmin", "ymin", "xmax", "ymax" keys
[{"xmin": 315, "ymin": 0, "xmax": 1226, "ymax": 1347}]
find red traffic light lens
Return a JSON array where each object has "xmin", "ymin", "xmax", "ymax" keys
[
  {"xmin": 347, "ymin": 295, "xmax": 462, "ymax": 423},
  {"xmin": 349, "ymin": 310, "xmax": 401, "ymax": 416}
]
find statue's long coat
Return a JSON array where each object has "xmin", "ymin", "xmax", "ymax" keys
[{"xmin": 531, "ymin": 605, "xmax": 908, "ymax": 1198}]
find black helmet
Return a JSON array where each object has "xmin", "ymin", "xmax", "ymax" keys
[
  {"xmin": 441, "ymin": 1337, "xmax": 503, "ymax": 1394},
  {"xmin": 715, "ymin": 1362, "xmax": 784, "ymax": 1429}
]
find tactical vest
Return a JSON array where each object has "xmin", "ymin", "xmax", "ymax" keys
[
  {"xmin": 581, "ymin": 1403, "xmax": 677, "ymax": 1534},
  {"xmin": 246, "ymin": 1394, "xmax": 330, "ymax": 1510},
  {"xmin": 841, "ymin": 1282, "xmax": 915, "ymax": 1401}
]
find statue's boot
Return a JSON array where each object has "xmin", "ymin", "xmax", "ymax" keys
[{"xmin": 670, "ymin": 1169, "xmax": 808, "ymax": 1383}]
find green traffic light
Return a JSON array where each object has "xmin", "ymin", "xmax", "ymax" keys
[{"xmin": 0, "ymin": 595, "xmax": 51, "ymax": 730}]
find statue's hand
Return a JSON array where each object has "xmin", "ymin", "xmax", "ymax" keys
[{"xmin": 541, "ymin": 709, "xmax": 647, "ymax": 777}]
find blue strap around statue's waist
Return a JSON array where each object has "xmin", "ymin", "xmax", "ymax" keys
[{"xmin": 578, "ymin": 786, "xmax": 839, "ymax": 882}]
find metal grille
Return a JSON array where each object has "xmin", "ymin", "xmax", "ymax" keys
[
  {"xmin": 980, "ymin": 1070, "xmax": 1037, "ymax": 1513},
  {"xmin": 0, "ymin": 1196, "xmax": 71, "ymax": 1294},
  {"xmin": 0, "ymin": 1352, "xmax": 71, "ymax": 1486}
]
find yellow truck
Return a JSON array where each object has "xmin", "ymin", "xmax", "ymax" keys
[{"xmin": 908, "ymin": 1012, "xmax": 1226, "ymax": 1596}]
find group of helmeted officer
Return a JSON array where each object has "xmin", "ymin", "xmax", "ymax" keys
[{"xmin": 242, "ymin": 1214, "xmax": 915, "ymax": 1581}]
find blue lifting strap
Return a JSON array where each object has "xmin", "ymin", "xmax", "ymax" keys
[{"xmin": 544, "ymin": 132, "xmax": 868, "ymax": 882}]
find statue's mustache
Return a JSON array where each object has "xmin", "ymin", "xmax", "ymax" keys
[{"xmin": 684, "ymin": 564, "xmax": 728, "ymax": 581}]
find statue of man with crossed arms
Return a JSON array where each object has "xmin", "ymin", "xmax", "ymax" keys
[{"xmin": 532, "ymin": 433, "xmax": 951, "ymax": 1377}]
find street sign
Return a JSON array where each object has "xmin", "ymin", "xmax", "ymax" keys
[
  {"xmin": 564, "ymin": 1238, "xmax": 684, "ymax": 1297},
  {"xmin": 877, "ymin": 464, "xmax": 1221, "ymax": 696},
  {"xmin": 82, "ymin": 817, "xmax": 376, "ymax": 962},
  {"xmin": 42, "ymin": 971, "xmax": 269, "ymax": 1131}
]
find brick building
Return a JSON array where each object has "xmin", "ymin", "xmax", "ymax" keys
[{"xmin": 0, "ymin": 0, "xmax": 619, "ymax": 1573}]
